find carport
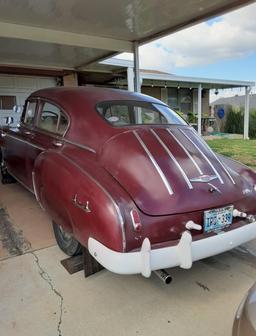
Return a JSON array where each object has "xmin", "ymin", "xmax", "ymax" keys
[
  {"xmin": 0, "ymin": 0, "xmax": 254, "ymax": 137},
  {"xmin": 1, "ymin": 1, "xmax": 256, "ymax": 336}
]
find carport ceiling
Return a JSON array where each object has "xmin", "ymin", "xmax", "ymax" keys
[{"xmin": 0, "ymin": 0, "xmax": 253, "ymax": 70}]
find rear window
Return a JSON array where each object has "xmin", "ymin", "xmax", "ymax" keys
[{"xmin": 97, "ymin": 101, "xmax": 186, "ymax": 126}]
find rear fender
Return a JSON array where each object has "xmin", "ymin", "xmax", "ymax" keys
[{"xmin": 33, "ymin": 150, "xmax": 125, "ymax": 251}]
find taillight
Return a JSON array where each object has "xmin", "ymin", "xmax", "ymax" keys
[{"xmin": 130, "ymin": 209, "xmax": 142, "ymax": 232}]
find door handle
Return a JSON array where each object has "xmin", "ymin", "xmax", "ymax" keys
[
  {"xmin": 72, "ymin": 194, "xmax": 91, "ymax": 213},
  {"xmin": 52, "ymin": 140, "xmax": 63, "ymax": 148}
]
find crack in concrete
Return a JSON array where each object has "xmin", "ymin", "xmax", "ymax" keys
[{"xmin": 31, "ymin": 252, "xmax": 63, "ymax": 336}]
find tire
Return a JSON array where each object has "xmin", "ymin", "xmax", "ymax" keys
[{"xmin": 52, "ymin": 221, "xmax": 82, "ymax": 256}]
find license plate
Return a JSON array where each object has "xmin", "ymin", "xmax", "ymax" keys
[{"xmin": 204, "ymin": 205, "xmax": 234, "ymax": 233}]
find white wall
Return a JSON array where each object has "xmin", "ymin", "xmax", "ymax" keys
[{"xmin": 0, "ymin": 74, "xmax": 57, "ymax": 126}]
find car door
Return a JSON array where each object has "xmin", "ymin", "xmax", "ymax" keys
[
  {"xmin": 2, "ymin": 99, "xmax": 38, "ymax": 187},
  {"xmin": 25, "ymin": 99, "xmax": 69, "ymax": 190}
]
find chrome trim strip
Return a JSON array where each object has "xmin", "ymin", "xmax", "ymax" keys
[
  {"xmin": 179, "ymin": 128, "xmax": 224, "ymax": 185},
  {"xmin": 32, "ymin": 171, "xmax": 45, "ymax": 210},
  {"xmin": 59, "ymin": 153, "xmax": 126, "ymax": 251},
  {"xmin": 133, "ymin": 130, "xmax": 174, "ymax": 195},
  {"xmin": 166, "ymin": 128, "xmax": 203, "ymax": 175},
  {"xmin": 199, "ymin": 137, "xmax": 236, "ymax": 185},
  {"xmin": 150, "ymin": 129, "xmax": 193, "ymax": 189},
  {"xmin": 6, "ymin": 133, "xmax": 45, "ymax": 151},
  {"xmin": 63, "ymin": 139, "xmax": 96, "ymax": 154}
]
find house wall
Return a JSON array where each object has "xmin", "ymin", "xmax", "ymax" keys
[
  {"xmin": 141, "ymin": 86, "xmax": 161, "ymax": 100},
  {"xmin": 141, "ymin": 86, "xmax": 210, "ymax": 119},
  {"xmin": 0, "ymin": 74, "xmax": 57, "ymax": 126}
]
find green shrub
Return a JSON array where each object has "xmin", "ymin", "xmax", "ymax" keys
[
  {"xmin": 224, "ymin": 107, "xmax": 256, "ymax": 139},
  {"xmin": 224, "ymin": 107, "xmax": 243, "ymax": 134},
  {"xmin": 249, "ymin": 109, "xmax": 256, "ymax": 139}
]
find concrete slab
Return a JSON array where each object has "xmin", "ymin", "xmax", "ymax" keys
[
  {"xmin": 1, "ymin": 180, "xmax": 256, "ymax": 335},
  {"xmin": 0, "ymin": 245, "xmax": 256, "ymax": 336},
  {"xmin": 0, "ymin": 183, "xmax": 55, "ymax": 259}
]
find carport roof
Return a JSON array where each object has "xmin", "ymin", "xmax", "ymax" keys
[{"xmin": 0, "ymin": 0, "xmax": 254, "ymax": 70}]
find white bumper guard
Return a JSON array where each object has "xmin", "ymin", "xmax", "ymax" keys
[{"xmin": 88, "ymin": 220, "xmax": 256, "ymax": 278}]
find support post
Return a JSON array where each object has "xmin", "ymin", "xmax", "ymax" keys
[
  {"xmin": 127, "ymin": 67, "xmax": 134, "ymax": 92},
  {"xmin": 133, "ymin": 41, "xmax": 141, "ymax": 93},
  {"xmin": 244, "ymin": 86, "xmax": 250, "ymax": 140},
  {"xmin": 197, "ymin": 84, "xmax": 202, "ymax": 136}
]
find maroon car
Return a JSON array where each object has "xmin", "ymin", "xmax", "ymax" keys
[{"xmin": 0, "ymin": 87, "xmax": 256, "ymax": 278}]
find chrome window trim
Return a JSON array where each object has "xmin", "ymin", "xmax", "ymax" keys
[
  {"xmin": 22, "ymin": 98, "xmax": 39, "ymax": 129},
  {"xmin": 179, "ymin": 128, "xmax": 224, "ymax": 185},
  {"xmin": 59, "ymin": 153, "xmax": 126, "ymax": 251},
  {"xmin": 150, "ymin": 128, "xmax": 193, "ymax": 189},
  {"xmin": 166, "ymin": 128, "xmax": 203, "ymax": 175},
  {"xmin": 133, "ymin": 130, "xmax": 174, "ymax": 195},
  {"xmin": 35, "ymin": 97, "xmax": 71, "ymax": 137},
  {"xmin": 5, "ymin": 133, "xmax": 45, "ymax": 151}
]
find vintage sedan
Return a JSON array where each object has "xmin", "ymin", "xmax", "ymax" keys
[{"xmin": 0, "ymin": 87, "xmax": 256, "ymax": 278}]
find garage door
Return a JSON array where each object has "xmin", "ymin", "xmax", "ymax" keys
[{"xmin": 0, "ymin": 75, "xmax": 57, "ymax": 126}]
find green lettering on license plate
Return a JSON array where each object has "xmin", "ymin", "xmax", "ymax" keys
[{"xmin": 204, "ymin": 205, "xmax": 234, "ymax": 233}]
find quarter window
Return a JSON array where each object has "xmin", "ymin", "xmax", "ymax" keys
[
  {"xmin": 38, "ymin": 102, "xmax": 68, "ymax": 135},
  {"xmin": 24, "ymin": 101, "xmax": 37, "ymax": 126}
]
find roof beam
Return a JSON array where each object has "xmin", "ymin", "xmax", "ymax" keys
[
  {"xmin": 0, "ymin": 21, "xmax": 133, "ymax": 53},
  {"xmin": 139, "ymin": 0, "xmax": 255, "ymax": 45}
]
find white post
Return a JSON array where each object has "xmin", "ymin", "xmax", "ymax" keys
[
  {"xmin": 244, "ymin": 86, "xmax": 250, "ymax": 140},
  {"xmin": 127, "ymin": 67, "xmax": 134, "ymax": 92},
  {"xmin": 197, "ymin": 84, "xmax": 202, "ymax": 136},
  {"xmin": 133, "ymin": 41, "xmax": 141, "ymax": 93}
]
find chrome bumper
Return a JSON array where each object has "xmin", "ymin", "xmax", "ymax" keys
[{"xmin": 88, "ymin": 221, "xmax": 256, "ymax": 278}]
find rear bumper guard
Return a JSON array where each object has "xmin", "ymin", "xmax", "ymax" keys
[{"xmin": 88, "ymin": 220, "xmax": 256, "ymax": 278}]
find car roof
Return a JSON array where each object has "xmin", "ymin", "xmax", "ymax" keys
[
  {"xmin": 28, "ymin": 87, "xmax": 167, "ymax": 149},
  {"xmin": 29, "ymin": 86, "xmax": 164, "ymax": 108}
]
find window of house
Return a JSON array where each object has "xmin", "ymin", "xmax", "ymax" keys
[
  {"xmin": 0, "ymin": 95, "xmax": 16, "ymax": 110},
  {"xmin": 38, "ymin": 102, "xmax": 68, "ymax": 135},
  {"xmin": 23, "ymin": 101, "xmax": 37, "ymax": 126}
]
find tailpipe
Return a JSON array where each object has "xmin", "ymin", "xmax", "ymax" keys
[{"xmin": 153, "ymin": 269, "xmax": 172, "ymax": 285}]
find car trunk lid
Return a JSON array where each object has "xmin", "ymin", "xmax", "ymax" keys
[{"xmin": 100, "ymin": 126, "xmax": 245, "ymax": 216}]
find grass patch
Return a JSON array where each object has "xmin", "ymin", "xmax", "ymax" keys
[{"xmin": 206, "ymin": 139, "xmax": 256, "ymax": 169}]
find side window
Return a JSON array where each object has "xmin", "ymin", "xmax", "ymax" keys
[
  {"xmin": 24, "ymin": 101, "xmax": 37, "ymax": 126},
  {"xmin": 38, "ymin": 102, "xmax": 68, "ymax": 135}
]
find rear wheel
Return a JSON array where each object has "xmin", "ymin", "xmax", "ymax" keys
[{"xmin": 52, "ymin": 221, "xmax": 82, "ymax": 256}]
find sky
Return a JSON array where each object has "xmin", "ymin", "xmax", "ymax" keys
[{"xmin": 115, "ymin": 2, "xmax": 256, "ymax": 102}]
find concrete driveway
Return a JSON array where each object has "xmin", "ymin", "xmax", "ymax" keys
[{"xmin": 1, "ymin": 183, "xmax": 256, "ymax": 336}]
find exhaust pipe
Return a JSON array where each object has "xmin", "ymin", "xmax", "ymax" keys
[{"xmin": 154, "ymin": 269, "xmax": 172, "ymax": 284}]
